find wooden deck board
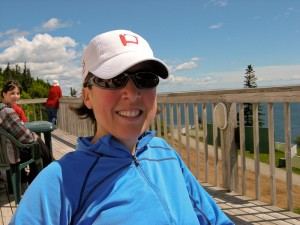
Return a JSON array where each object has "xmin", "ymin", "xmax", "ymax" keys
[{"xmin": 0, "ymin": 129, "xmax": 299, "ymax": 224}]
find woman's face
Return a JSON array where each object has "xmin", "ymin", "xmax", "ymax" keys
[
  {"xmin": 2, "ymin": 87, "xmax": 21, "ymax": 105},
  {"xmin": 82, "ymin": 64, "xmax": 158, "ymax": 152}
]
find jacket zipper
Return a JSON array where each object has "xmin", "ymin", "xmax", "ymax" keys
[
  {"xmin": 132, "ymin": 154, "xmax": 175, "ymax": 224},
  {"xmin": 133, "ymin": 155, "xmax": 139, "ymax": 167}
]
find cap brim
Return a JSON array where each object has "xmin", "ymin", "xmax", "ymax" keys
[{"xmin": 90, "ymin": 52, "xmax": 169, "ymax": 79}]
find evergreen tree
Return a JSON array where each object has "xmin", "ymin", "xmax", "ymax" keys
[
  {"xmin": 244, "ymin": 65, "xmax": 257, "ymax": 88},
  {"xmin": 21, "ymin": 63, "xmax": 34, "ymax": 92},
  {"xmin": 70, "ymin": 87, "xmax": 77, "ymax": 97},
  {"xmin": 242, "ymin": 65, "xmax": 264, "ymax": 126},
  {"xmin": 3, "ymin": 63, "xmax": 12, "ymax": 81}
]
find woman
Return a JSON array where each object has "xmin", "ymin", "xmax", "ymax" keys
[
  {"xmin": 0, "ymin": 81, "xmax": 52, "ymax": 183},
  {"xmin": 45, "ymin": 80, "xmax": 62, "ymax": 125},
  {"xmin": 0, "ymin": 80, "xmax": 27, "ymax": 122},
  {"xmin": 10, "ymin": 30, "xmax": 233, "ymax": 224}
]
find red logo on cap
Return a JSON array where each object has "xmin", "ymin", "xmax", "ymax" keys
[{"xmin": 119, "ymin": 34, "xmax": 139, "ymax": 46}]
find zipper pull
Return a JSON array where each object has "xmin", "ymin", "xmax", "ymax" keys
[{"xmin": 133, "ymin": 156, "xmax": 139, "ymax": 167}]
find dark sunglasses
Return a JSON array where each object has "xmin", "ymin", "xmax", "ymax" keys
[
  {"xmin": 7, "ymin": 81, "xmax": 18, "ymax": 86},
  {"xmin": 87, "ymin": 72, "xmax": 160, "ymax": 89}
]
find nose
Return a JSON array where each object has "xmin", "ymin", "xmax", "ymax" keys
[{"xmin": 122, "ymin": 77, "xmax": 141, "ymax": 100}]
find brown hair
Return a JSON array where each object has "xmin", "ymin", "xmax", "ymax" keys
[
  {"xmin": 69, "ymin": 73, "xmax": 96, "ymax": 124},
  {"xmin": 1, "ymin": 81, "xmax": 22, "ymax": 98}
]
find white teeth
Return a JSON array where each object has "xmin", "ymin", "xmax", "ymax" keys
[{"xmin": 118, "ymin": 110, "xmax": 140, "ymax": 117}]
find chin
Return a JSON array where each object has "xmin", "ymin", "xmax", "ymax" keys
[{"xmin": 116, "ymin": 129, "xmax": 143, "ymax": 139}]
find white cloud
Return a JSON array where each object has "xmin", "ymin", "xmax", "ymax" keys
[
  {"xmin": 209, "ymin": 23, "xmax": 223, "ymax": 29},
  {"xmin": 171, "ymin": 57, "xmax": 205, "ymax": 72},
  {"xmin": 0, "ymin": 34, "xmax": 77, "ymax": 63},
  {"xmin": 0, "ymin": 29, "xmax": 29, "ymax": 48},
  {"xmin": 41, "ymin": 18, "xmax": 72, "ymax": 31},
  {"xmin": 0, "ymin": 33, "xmax": 82, "ymax": 95},
  {"xmin": 191, "ymin": 57, "xmax": 205, "ymax": 61},
  {"xmin": 157, "ymin": 74, "xmax": 218, "ymax": 93},
  {"xmin": 175, "ymin": 61, "xmax": 197, "ymax": 71},
  {"xmin": 209, "ymin": 0, "xmax": 228, "ymax": 7},
  {"xmin": 0, "ymin": 29, "xmax": 30, "ymax": 38}
]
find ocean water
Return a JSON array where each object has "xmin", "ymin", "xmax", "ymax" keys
[
  {"xmin": 159, "ymin": 102, "xmax": 300, "ymax": 144},
  {"xmin": 267, "ymin": 102, "xmax": 300, "ymax": 143}
]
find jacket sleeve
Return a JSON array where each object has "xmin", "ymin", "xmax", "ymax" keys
[
  {"xmin": 0, "ymin": 107, "xmax": 37, "ymax": 142},
  {"xmin": 9, "ymin": 162, "xmax": 72, "ymax": 225},
  {"xmin": 178, "ymin": 156, "xmax": 234, "ymax": 225}
]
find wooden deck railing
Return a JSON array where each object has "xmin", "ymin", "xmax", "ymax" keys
[{"xmin": 18, "ymin": 85, "xmax": 300, "ymax": 212}]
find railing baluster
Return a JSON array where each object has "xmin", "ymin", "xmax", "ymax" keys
[
  {"xmin": 193, "ymin": 103, "xmax": 200, "ymax": 180},
  {"xmin": 162, "ymin": 104, "xmax": 168, "ymax": 140},
  {"xmin": 169, "ymin": 104, "xmax": 175, "ymax": 148},
  {"xmin": 212, "ymin": 103, "xmax": 219, "ymax": 186},
  {"xmin": 284, "ymin": 102, "xmax": 293, "ymax": 211},
  {"xmin": 176, "ymin": 104, "xmax": 182, "ymax": 156},
  {"xmin": 202, "ymin": 103, "xmax": 208, "ymax": 183},
  {"xmin": 184, "ymin": 103, "xmax": 190, "ymax": 169},
  {"xmin": 239, "ymin": 103, "xmax": 246, "ymax": 196},
  {"xmin": 253, "ymin": 103, "xmax": 261, "ymax": 200},
  {"xmin": 156, "ymin": 104, "xmax": 161, "ymax": 137},
  {"xmin": 268, "ymin": 103, "xmax": 276, "ymax": 205}
]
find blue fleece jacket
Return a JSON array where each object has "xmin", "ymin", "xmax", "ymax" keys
[{"xmin": 10, "ymin": 131, "xmax": 234, "ymax": 225}]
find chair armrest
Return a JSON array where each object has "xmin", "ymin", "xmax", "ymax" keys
[
  {"xmin": 0, "ymin": 127, "xmax": 41, "ymax": 160},
  {"xmin": 0, "ymin": 127, "xmax": 38, "ymax": 149}
]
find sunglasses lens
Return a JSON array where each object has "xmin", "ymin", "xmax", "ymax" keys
[
  {"xmin": 93, "ymin": 75, "xmax": 128, "ymax": 89},
  {"xmin": 134, "ymin": 72, "xmax": 159, "ymax": 88},
  {"xmin": 8, "ymin": 81, "xmax": 17, "ymax": 85},
  {"xmin": 111, "ymin": 74, "xmax": 128, "ymax": 88}
]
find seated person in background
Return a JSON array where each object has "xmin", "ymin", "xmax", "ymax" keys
[
  {"xmin": 0, "ymin": 81, "xmax": 52, "ymax": 183},
  {"xmin": 2, "ymin": 80, "xmax": 27, "ymax": 122}
]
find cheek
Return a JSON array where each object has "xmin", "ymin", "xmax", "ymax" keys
[
  {"xmin": 91, "ymin": 92, "xmax": 117, "ymax": 114},
  {"xmin": 6, "ymin": 94, "xmax": 13, "ymax": 99},
  {"xmin": 143, "ymin": 90, "xmax": 157, "ymax": 115}
]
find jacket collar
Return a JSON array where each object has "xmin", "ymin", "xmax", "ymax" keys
[{"xmin": 76, "ymin": 130, "xmax": 156, "ymax": 158}]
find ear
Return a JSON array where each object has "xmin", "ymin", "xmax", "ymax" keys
[{"xmin": 82, "ymin": 87, "xmax": 93, "ymax": 109}]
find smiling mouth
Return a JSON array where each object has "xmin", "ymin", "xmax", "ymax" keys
[{"xmin": 118, "ymin": 110, "xmax": 141, "ymax": 117}]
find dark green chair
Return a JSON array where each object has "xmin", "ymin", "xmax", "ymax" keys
[{"xmin": 0, "ymin": 127, "xmax": 43, "ymax": 204}]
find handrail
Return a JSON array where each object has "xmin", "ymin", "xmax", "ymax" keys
[{"xmin": 16, "ymin": 85, "xmax": 300, "ymax": 212}]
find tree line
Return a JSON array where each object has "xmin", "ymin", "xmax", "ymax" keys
[{"xmin": 0, "ymin": 63, "xmax": 51, "ymax": 99}]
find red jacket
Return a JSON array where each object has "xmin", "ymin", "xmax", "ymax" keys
[
  {"xmin": 12, "ymin": 104, "xmax": 27, "ymax": 122},
  {"xmin": 45, "ymin": 86, "xmax": 62, "ymax": 108}
]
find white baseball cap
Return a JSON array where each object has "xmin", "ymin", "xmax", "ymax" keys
[
  {"xmin": 53, "ymin": 80, "xmax": 59, "ymax": 86},
  {"xmin": 82, "ymin": 30, "xmax": 169, "ymax": 82}
]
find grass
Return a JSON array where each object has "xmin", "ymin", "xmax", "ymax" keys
[
  {"xmin": 237, "ymin": 149, "xmax": 300, "ymax": 175},
  {"xmin": 186, "ymin": 128, "xmax": 300, "ymax": 175}
]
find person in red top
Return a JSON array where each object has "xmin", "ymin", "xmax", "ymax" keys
[
  {"xmin": 45, "ymin": 80, "xmax": 62, "ymax": 125},
  {"xmin": 12, "ymin": 104, "xmax": 27, "ymax": 122}
]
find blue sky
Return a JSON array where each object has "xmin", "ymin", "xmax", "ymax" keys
[{"xmin": 0, "ymin": 0, "xmax": 299, "ymax": 96}]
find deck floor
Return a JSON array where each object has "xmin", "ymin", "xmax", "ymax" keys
[{"xmin": 0, "ymin": 129, "xmax": 299, "ymax": 224}]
